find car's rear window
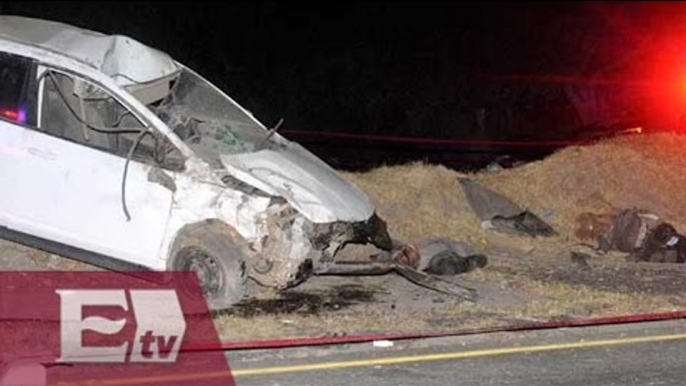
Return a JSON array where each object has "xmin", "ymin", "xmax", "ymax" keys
[{"xmin": 0, "ymin": 52, "xmax": 34, "ymax": 125}]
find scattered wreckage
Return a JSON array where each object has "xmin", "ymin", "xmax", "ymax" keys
[
  {"xmin": 457, "ymin": 175, "xmax": 685, "ymax": 266},
  {"xmin": 0, "ymin": 17, "xmax": 479, "ymax": 309},
  {"xmin": 575, "ymin": 209, "xmax": 686, "ymax": 264}
]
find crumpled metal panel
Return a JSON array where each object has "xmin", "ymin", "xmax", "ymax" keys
[
  {"xmin": 0, "ymin": 16, "xmax": 179, "ymax": 87},
  {"xmin": 458, "ymin": 177, "xmax": 523, "ymax": 221}
]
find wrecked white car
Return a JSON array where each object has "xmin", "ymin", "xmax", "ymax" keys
[{"xmin": 0, "ymin": 16, "xmax": 396, "ymax": 308}]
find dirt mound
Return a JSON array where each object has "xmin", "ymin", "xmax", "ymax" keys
[{"xmin": 343, "ymin": 132, "xmax": 686, "ymax": 254}]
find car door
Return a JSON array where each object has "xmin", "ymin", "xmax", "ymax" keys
[
  {"xmin": 3, "ymin": 65, "xmax": 176, "ymax": 269},
  {"xmin": 0, "ymin": 51, "xmax": 39, "ymax": 230}
]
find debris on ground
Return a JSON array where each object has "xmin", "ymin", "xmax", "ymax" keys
[
  {"xmin": 458, "ymin": 177, "xmax": 555, "ymax": 237},
  {"xmin": 344, "ymin": 132, "xmax": 686, "ymax": 255},
  {"xmin": 413, "ymin": 238, "xmax": 488, "ymax": 275},
  {"xmin": 487, "ymin": 211, "xmax": 556, "ymax": 237},
  {"xmin": 325, "ymin": 239, "xmax": 482, "ymax": 301},
  {"xmin": 575, "ymin": 208, "xmax": 686, "ymax": 264},
  {"xmin": 598, "ymin": 209, "xmax": 661, "ymax": 253},
  {"xmin": 633, "ymin": 222, "xmax": 686, "ymax": 263}
]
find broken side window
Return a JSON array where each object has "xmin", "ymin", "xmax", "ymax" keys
[
  {"xmin": 39, "ymin": 70, "xmax": 183, "ymax": 169},
  {"xmin": 0, "ymin": 52, "xmax": 37, "ymax": 126}
]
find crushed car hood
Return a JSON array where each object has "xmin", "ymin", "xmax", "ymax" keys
[{"xmin": 219, "ymin": 143, "xmax": 374, "ymax": 223}]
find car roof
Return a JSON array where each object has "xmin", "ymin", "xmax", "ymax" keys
[{"xmin": 0, "ymin": 16, "xmax": 180, "ymax": 86}]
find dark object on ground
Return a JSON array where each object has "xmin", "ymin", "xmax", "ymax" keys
[
  {"xmin": 324, "ymin": 260, "xmax": 477, "ymax": 301},
  {"xmin": 424, "ymin": 252, "xmax": 488, "ymax": 276},
  {"xmin": 570, "ymin": 252, "xmax": 591, "ymax": 270},
  {"xmin": 599, "ymin": 209, "xmax": 650, "ymax": 253},
  {"xmin": 594, "ymin": 208, "xmax": 686, "ymax": 264},
  {"xmin": 414, "ymin": 237, "xmax": 489, "ymax": 275},
  {"xmin": 490, "ymin": 211, "xmax": 557, "ymax": 237},
  {"xmin": 458, "ymin": 177, "xmax": 555, "ymax": 237},
  {"xmin": 631, "ymin": 223, "xmax": 686, "ymax": 263},
  {"xmin": 324, "ymin": 240, "xmax": 479, "ymax": 301}
]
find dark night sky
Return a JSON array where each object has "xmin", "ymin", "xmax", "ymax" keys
[{"xmin": 2, "ymin": 2, "xmax": 684, "ymax": 168}]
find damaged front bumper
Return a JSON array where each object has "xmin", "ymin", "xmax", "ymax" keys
[{"xmin": 247, "ymin": 204, "xmax": 393, "ymax": 289}]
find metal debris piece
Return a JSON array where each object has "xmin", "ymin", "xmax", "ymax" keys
[
  {"xmin": 489, "ymin": 211, "xmax": 557, "ymax": 237},
  {"xmin": 324, "ymin": 240, "xmax": 480, "ymax": 301},
  {"xmin": 632, "ymin": 223, "xmax": 686, "ymax": 263},
  {"xmin": 323, "ymin": 260, "xmax": 477, "ymax": 301},
  {"xmin": 458, "ymin": 177, "xmax": 556, "ymax": 237},
  {"xmin": 458, "ymin": 177, "xmax": 523, "ymax": 221},
  {"xmin": 393, "ymin": 265, "xmax": 477, "ymax": 301},
  {"xmin": 319, "ymin": 261, "xmax": 395, "ymax": 276}
]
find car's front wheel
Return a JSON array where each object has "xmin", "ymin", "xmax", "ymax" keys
[{"xmin": 168, "ymin": 222, "xmax": 248, "ymax": 310}]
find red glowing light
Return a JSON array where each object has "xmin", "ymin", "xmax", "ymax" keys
[
  {"xmin": 0, "ymin": 109, "xmax": 19, "ymax": 121},
  {"xmin": 0, "ymin": 109, "xmax": 26, "ymax": 123}
]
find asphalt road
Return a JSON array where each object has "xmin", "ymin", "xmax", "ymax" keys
[{"xmin": 227, "ymin": 319, "xmax": 686, "ymax": 386}]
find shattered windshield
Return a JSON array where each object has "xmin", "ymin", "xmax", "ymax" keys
[{"xmin": 150, "ymin": 68, "xmax": 269, "ymax": 156}]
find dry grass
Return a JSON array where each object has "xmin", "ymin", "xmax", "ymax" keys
[
  {"xmin": 342, "ymin": 163, "xmax": 486, "ymax": 244},
  {"xmin": 503, "ymin": 278, "xmax": 680, "ymax": 319},
  {"xmin": 343, "ymin": 132, "xmax": 686, "ymax": 254},
  {"xmin": 479, "ymin": 133, "xmax": 686, "ymax": 242},
  {"xmin": 215, "ymin": 308, "xmax": 436, "ymax": 341}
]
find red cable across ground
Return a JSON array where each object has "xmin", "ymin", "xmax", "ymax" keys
[{"xmin": 183, "ymin": 309, "xmax": 686, "ymax": 352}]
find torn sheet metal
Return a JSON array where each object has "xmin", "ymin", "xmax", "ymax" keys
[
  {"xmin": 323, "ymin": 260, "xmax": 477, "ymax": 301},
  {"xmin": 487, "ymin": 211, "xmax": 557, "ymax": 237},
  {"xmin": 458, "ymin": 177, "xmax": 523, "ymax": 221},
  {"xmin": 394, "ymin": 265, "xmax": 477, "ymax": 301},
  {"xmin": 324, "ymin": 239, "xmax": 482, "ymax": 301},
  {"xmin": 459, "ymin": 177, "xmax": 555, "ymax": 237}
]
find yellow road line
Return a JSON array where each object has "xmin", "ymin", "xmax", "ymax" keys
[
  {"xmin": 233, "ymin": 331, "xmax": 686, "ymax": 376},
  {"xmin": 65, "ymin": 331, "xmax": 686, "ymax": 385}
]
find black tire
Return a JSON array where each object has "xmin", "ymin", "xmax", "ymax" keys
[{"xmin": 169, "ymin": 224, "xmax": 247, "ymax": 310}]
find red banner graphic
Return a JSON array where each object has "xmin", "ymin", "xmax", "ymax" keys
[{"xmin": 0, "ymin": 271, "xmax": 234, "ymax": 386}]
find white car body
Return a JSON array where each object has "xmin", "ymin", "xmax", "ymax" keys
[{"xmin": 0, "ymin": 16, "xmax": 391, "ymax": 290}]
